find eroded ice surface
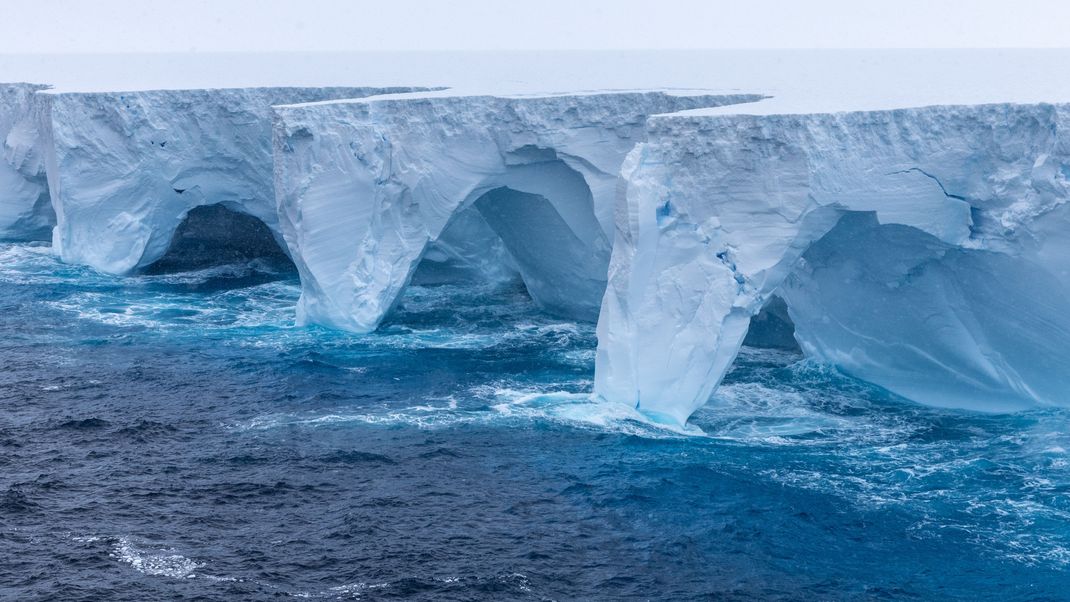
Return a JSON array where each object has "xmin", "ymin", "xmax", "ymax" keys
[
  {"xmin": 0, "ymin": 82, "xmax": 51, "ymax": 241},
  {"xmin": 596, "ymin": 102, "xmax": 1070, "ymax": 424},
  {"xmin": 38, "ymin": 86, "xmax": 422, "ymax": 275},
  {"xmin": 272, "ymin": 90, "xmax": 760, "ymax": 332}
]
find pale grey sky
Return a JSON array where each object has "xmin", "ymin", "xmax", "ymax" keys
[{"xmin": 2, "ymin": 0, "xmax": 1068, "ymax": 54}]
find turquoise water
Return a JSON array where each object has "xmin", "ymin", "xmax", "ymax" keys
[{"xmin": 1, "ymin": 241, "xmax": 1068, "ymax": 600}]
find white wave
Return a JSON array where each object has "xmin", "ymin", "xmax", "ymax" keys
[
  {"xmin": 47, "ymin": 284, "xmax": 300, "ymax": 332},
  {"xmin": 111, "ymin": 537, "xmax": 203, "ymax": 579},
  {"xmin": 372, "ymin": 328, "xmax": 507, "ymax": 350},
  {"xmin": 0, "ymin": 242, "xmax": 92, "ymax": 284},
  {"xmin": 699, "ymin": 381, "xmax": 861, "ymax": 443},
  {"xmin": 233, "ymin": 387, "xmax": 706, "ymax": 439},
  {"xmin": 488, "ymin": 389, "xmax": 705, "ymax": 437}
]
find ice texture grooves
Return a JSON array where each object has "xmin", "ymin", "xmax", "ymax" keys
[
  {"xmin": 38, "ymin": 86, "xmax": 423, "ymax": 275},
  {"xmin": 596, "ymin": 102, "xmax": 1070, "ymax": 424},
  {"xmin": 271, "ymin": 91, "xmax": 761, "ymax": 332},
  {"xmin": 0, "ymin": 82, "xmax": 52, "ymax": 241}
]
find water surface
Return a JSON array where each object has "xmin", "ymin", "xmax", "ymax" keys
[{"xmin": 1, "ymin": 242, "xmax": 1068, "ymax": 600}]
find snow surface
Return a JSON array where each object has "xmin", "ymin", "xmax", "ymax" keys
[
  {"xmin": 272, "ymin": 91, "xmax": 759, "ymax": 331},
  {"xmin": 596, "ymin": 103, "xmax": 1070, "ymax": 424},
  {"xmin": 38, "ymin": 86, "xmax": 420, "ymax": 274},
  {"xmin": 3, "ymin": 49, "xmax": 1070, "ymax": 107}
]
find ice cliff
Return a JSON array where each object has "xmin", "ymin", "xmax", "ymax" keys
[
  {"xmin": 272, "ymin": 91, "xmax": 760, "ymax": 331},
  {"xmin": 595, "ymin": 102, "xmax": 1070, "ymax": 424},
  {"xmin": 6, "ymin": 63, "xmax": 1069, "ymax": 425},
  {"xmin": 0, "ymin": 83, "xmax": 51, "ymax": 241},
  {"xmin": 37, "ymin": 86, "xmax": 421, "ymax": 274}
]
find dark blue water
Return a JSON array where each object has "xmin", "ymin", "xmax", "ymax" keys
[{"xmin": 2, "ymin": 241, "xmax": 1069, "ymax": 600}]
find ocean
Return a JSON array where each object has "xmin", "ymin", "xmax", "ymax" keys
[{"xmin": 2, "ymin": 241, "xmax": 1068, "ymax": 600}]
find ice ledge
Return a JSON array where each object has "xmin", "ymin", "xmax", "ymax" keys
[
  {"xmin": 272, "ymin": 87, "xmax": 764, "ymax": 109},
  {"xmin": 663, "ymin": 96, "xmax": 1070, "ymax": 118}
]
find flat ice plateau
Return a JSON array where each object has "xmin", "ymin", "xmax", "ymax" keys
[{"xmin": 5, "ymin": 50, "xmax": 1070, "ymax": 424}]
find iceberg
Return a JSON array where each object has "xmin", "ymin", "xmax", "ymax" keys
[
  {"xmin": 595, "ymin": 102, "xmax": 1070, "ymax": 424},
  {"xmin": 0, "ymin": 83, "xmax": 51, "ymax": 241},
  {"xmin": 38, "ymin": 86, "xmax": 423, "ymax": 274},
  {"xmin": 7, "ymin": 49, "xmax": 1070, "ymax": 425},
  {"xmin": 272, "ymin": 90, "xmax": 761, "ymax": 331}
]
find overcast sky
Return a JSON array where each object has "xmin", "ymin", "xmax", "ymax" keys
[{"xmin": 2, "ymin": 0, "xmax": 1068, "ymax": 54}]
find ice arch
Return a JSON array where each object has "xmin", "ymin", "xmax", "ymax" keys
[
  {"xmin": 37, "ymin": 86, "xmax": 421, "ymax": 275},
  {"xmin": 403, "ymin": 161, "xmax": 608, "ymax": 318},
  {"xmin": 595, "ymin": 102, "xmax": 1070, "ymax": 424},
  {"xmin": 272, "ymin": 91, "xmax": 761, "ymax": 332}
]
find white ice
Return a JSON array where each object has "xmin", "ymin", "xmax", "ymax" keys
[
  {"xmin": 596, "ymin": 103, "xmax": 1070, "ymax": 424},
  {"xmin": 272, "ymin": 90, "xmax": 759, "ymax": 331},
  {"xmin": 0, "ymin": 83, "xmax": 51, "ymax": 240},
  {"xmin": 37, "ymin": 86, "xmax": 420, "ymax": 274}
]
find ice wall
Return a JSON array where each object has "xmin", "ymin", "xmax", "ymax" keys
[
  {"xmin": 38, "ymin": 86, "xmax": 421, "ymax": 274},
  {"xmin": 272, "ymin": 91, "xmax": 761, "ymax": 332},
  {"xmin": 0, "ymin": 83, "xmax": 52, "ymax": 241},
  {"xmin": 595, "ymin": 103, "xmax": 1070, "ymax": 424}
]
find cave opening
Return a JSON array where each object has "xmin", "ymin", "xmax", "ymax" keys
[
  {"xmin": 142, "ymin": 204, "xmax": 295, "ymax": 276},
  {"xmin": 472, "ymin": 185, "xmax": 609, "ymax": 321},
  {"xmin": 410, "ymin": 204, "xmax": 521, "ymax": 287},
  {"xmin": 742, "ymin": 295, "xmax": 800, "ymax": 351},
  {"xmin": 407, "ymin": 157, "xmax": 609, "ymax": 324}
]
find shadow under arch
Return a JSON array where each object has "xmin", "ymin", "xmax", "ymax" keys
[
  {"xmin": 742, "ymin": 295, "xmax": 799, "ymax": 351},
  {"xmin": 141, "ymin": 203, "xmax": 295, "ymax": 276},
  {"xmin": 771, "ymin": 210, "xmax": 1070, "ymax": 412},
  {"xmin": 406, "ymin": 156, "xmax": 611, "ymax": 322}
]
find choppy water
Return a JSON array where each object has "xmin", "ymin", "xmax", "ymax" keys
[{"xmin": 2, "ymin": 241, "xmax": 1069, "ymax": 600}]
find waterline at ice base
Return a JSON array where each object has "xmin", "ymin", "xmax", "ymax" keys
[
  {"xmin": 5, "ymin": 49, "xmax": 1070, "ymax": 599},
  {"xmin": 17, "ymin": 90, "xmax": 1069, "ymax": 425}
]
